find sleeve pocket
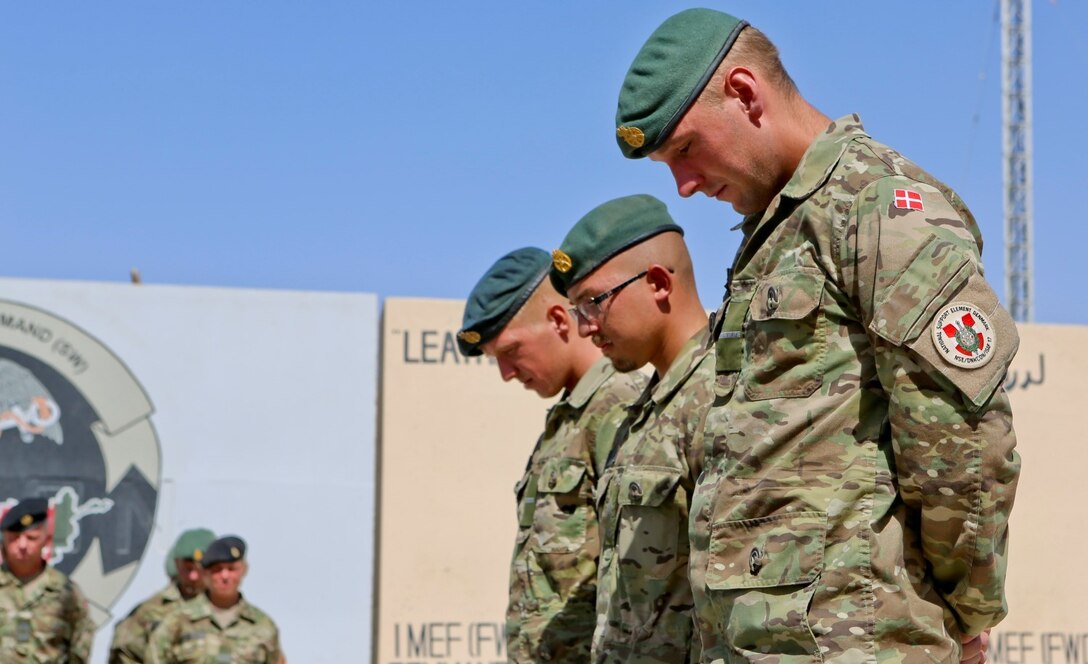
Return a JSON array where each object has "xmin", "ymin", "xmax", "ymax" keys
[{"xmin": 869, "ymin": 234, "xmax": 972, "ymax": 345}]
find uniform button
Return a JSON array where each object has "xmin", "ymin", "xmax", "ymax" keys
[
  {"xmin": 549, "ymin": 476, "xmax": 557, "ymax": 489},
  {"xmin": 749, "ymin": 547, "xmax": 765, "ymax": 575},
  {"xmin": 766, "ymin": 286, "xmax": 780, "ymax": 315},
  {"xmin": 628, "ymin": 482, "xmax": 643, "ymax": 500}
]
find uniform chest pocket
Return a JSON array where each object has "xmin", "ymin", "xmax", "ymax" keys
[
  {"xmin": 615, "ymin": 468, "xmax": 684, "ymax": 580},
  {"xmin": 231, "ymin": 642, "xmax": 271, "ymax": 663},
  {"xmin": 38, "ymin": 617, "xmax": 73, "ymax": 649},
  {"xmin": 744, "ymin": 269, "xmax": 827, "ymax": 400},
  {"xmin": 531, "ymin": 458, "xmax": 591, "ymax": 554},
  {"xmin": 173, "ymin": 634, "xmax": 213, "ymax": 663},
  {"xmin": 704, "ymin": 512, "xmax": 826, "ymax": 658}
]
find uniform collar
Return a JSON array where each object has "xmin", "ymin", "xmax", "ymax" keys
[
  {"xmin": 629, "ymin": 328, "xmax": 710, "ymax": 412},
  {"xmin": 735, "ymin": 113, "xmax": 867, "ymax": 236},
  {"xmin": 0, "ymin": 563, "xmax": 58, "ymax": 589},
  {"xmin": 161, "ymin": 583, "xmax": 184, "ymax": 603},
  {"xmin": 781, "ymin": 113, "xmax": 867, "ymax": 200},
  {"xmin": 191, "ymin": 592, "xmax": 256, "ymax": 623},
  {"xmin": 563, "ymin": 356, "xmax": 616, "ymax": 409}
]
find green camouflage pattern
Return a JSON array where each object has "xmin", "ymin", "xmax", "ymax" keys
[
  {"xmin": 0, "ymin": 564, "xmax": 94, "ymax": 663},
  {"xmin": 508, "ymin": 357, "xmax": 646, "ymax": 662},
  {"xmin": 146, "ymin": 593, "xmax": 282, "ymax": 664},
  {"xmin": 692, "ymin": 114, "xmax": 1021, "ymax": 662},
  {"xmin": 592, "ymin": 331, "xmax": 713, "ymax": 663},
  {"xmin": 110, "ymin": 583, "xmax": 191, "ymax": 663}
]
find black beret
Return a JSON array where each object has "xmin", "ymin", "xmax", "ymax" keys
[
  {"xmin": 1, "ymin": 497, "xmax": 49, "ymax": 532},
  {"xmin": 201, "ymin": 535, "xmax": 247, "ymax": 567},
  {"xmin": 458, "ymin": 247, "xmax": 551, "ymax": 356}
]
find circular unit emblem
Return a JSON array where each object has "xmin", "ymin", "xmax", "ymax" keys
[
  {"xmin": 930, "ymin": 302, "xmax": 996, "ymax": 369},
  {"xmin": 0, "ymin": 299, "xmax": 160, "ymax": 627}
]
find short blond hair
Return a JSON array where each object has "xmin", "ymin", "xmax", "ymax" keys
[{"xmin": 701, "ymin": 25, "xmax": 798, "ymax": 104}]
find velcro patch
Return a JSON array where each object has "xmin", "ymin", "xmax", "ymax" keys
[
  {"xmin": 893, "ymin": 188, "xmax": 924, "ymax": 211},
  {"xmin": 931, "ymin": 302, "xmax": 996, "ymax": 369}
]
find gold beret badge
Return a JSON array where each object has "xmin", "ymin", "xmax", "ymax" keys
[
  {"xmin": 457, "ymin": 330, "xmax": 481, "ymax": 344},
  {"xmin": 617, "ymin": 126, "xmax": 645, "ymax": 148},
  {"xmin": 552, "ymin": 249, "xmax": 573, "ymax": 273}
]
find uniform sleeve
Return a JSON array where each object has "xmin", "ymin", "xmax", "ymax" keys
[
  {"xmin": 846, "ymin": 176, "xmax": 1021, "ymax": 634},
  {"xmin": 265, "ymin": 621, "xmax": 284, "ymax": 664},
  {"xmin": 65, "ymin": 582, "xmax": 95, "ymax": 664},
  {"xmin": 145, "ymin": 614, "xmax": 179, "ymax": 664},
  {"xmin": 109, "ymin": 610, "xmax": 145, "ymax": 664}
]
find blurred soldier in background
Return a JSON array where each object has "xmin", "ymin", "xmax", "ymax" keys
[
  {"xmin": 0, "ymin": 496, "xmax": 94, "ymax": 663},
  {"xmin": 147, "ymin": 535, "xmax": 283, "ymax": 664},
  {"xmin": 110, "ymin": 527, "xmax": 216, "ymax": 663}
]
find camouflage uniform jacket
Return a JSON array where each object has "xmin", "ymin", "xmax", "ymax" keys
[
  {"xmin": 110, "ymin": 583, "xmax": 191, "ymax": 663},
  {"xmin": 508, "ymin": 356, "xmax": 645, "ymax": 663},
  {"xmin": 146, "ymin": 593, "xmax": 282, "ymax": 664},
  {"xmin": 0, "ymin": 563, "xmax": 94, "ymax": 663},
  {"xmin": 593, "ymin": 330, "xmax": 713, "ymax": 664},
  {"xmin": 691, "ymin": 114, "xmax": 1021, "ymax": 662}
]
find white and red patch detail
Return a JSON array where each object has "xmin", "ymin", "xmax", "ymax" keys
[
  {"xmin": 893, "ymin": 188, "xmax": 924, "ymax": 211},
  {"xmin": 931, "ymin": 302, "xmax": 996, "ymax": 369}
]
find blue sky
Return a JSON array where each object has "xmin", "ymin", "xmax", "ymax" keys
[{"xmin": 2, "ymin": 1, "xmax": 1085, "ymax": 323}]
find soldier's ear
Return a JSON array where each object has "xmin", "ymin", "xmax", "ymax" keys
[
  {"xmin": 546, "ymin": 303, "xmax": 570, "ymax": 336},
  {"xmin": 725, "ymin": 66, "xmax": 762, "ymax": 123},
  {"xmin": 647, "ymin": 265, "xmax": 674, "ymax": 302}
]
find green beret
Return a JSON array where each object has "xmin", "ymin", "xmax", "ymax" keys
[
  {"xmin": 458, "ymin": 247, "xmax": 551, "ymax": 356},
  {"xmin": 1, "ymin": 497, "xmax": 48, "ymax": 532},
  {"xmin": 165, "ymin": 527, "xmax": 216, "ymax": 577},
  {"xmin": 202, "ymin": 535, "xmax": 246, "ymax": 567},
  {"xmin": 616, "ymin": 8, "xmax": 748, "ymax": 158},
  {"xmin": 549, "ymin": 195, "xmax": 682, "ymax": 296}
]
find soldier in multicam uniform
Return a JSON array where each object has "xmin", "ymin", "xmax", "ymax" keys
[
  {"xmin": 0, "ymin": 497, "xmax": 95, "ymax": 663},
  {"xmin": 458, "ymin": 247, "xmax": 645, "ymax": 662},
  {"xmin": 614, "ymin": 9, "xmax": 1021, "ymax": 663},
  {"xmin": 110, "ymin": 528, "xmax": 216, "ymax": 663},
  {"xmin": 550, "ymin": 195, "xmax": 714, "ymax": 663},
  {"xmin": 147, "ymin": 536, "xmax": 283, "ymax": 664}
]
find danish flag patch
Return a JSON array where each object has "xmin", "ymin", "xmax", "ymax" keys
[{"xmin": 893, "ymin": 188, "xmax": 924, "ymax": 211}]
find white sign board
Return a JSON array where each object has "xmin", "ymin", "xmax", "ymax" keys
[{"xmin": 0, "ymin": 278, "xmax": 378, "ymax": 664}]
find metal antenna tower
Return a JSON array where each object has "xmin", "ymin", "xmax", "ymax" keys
[{"xmin": 1001, "ymin": 0, "xmax": 1033, "ymax": 322}]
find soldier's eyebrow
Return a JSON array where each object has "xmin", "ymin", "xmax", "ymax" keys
[
  {"xmin": 651, "ymin": 136, "xmax": 679, "ymax": 162},
  {"xmin": 495, "ymin": 340, "xmax": 519, "ymax": 356}
]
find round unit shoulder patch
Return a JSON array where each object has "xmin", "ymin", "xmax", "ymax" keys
[{"xmin": 931, "ymin": 302, "xmax": 996, "ymax": 369}]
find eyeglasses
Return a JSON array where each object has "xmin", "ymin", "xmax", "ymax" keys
[{"xmin": 568, "ymin": 270, "xmax": 648, "ymax": 324}]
